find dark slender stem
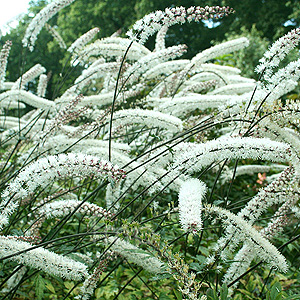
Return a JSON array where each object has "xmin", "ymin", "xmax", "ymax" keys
[
  {"xmin": 0, "ymin": 231, "xmax": 115, "ymax": 262},
  {"xmin": 109, "ymin": 41, "xmax": 133, "ymax": 161},
  {"xmin": 259, "ymin": 267, "xmax": 274, "ymax": 298},
  {"xmin": 228, "ymin": 233, "xmax": 300, "ymax": 288},
  {"xmin": 112, "ymin": 269, "xmax": 142, "ymax": 300}
]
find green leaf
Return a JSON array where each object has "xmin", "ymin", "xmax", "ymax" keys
[
  {"xmin": 270, "ymin": 282, "xmax": 282, "ymax": 300},
  {"xmin": 44, "ymin": 279, "xmax": 56, "ymax": 294},
  {"xmin": 174, "ymin": 289, "xmax": 182, "ymax": 300},
  {"xmin": 236, "ymin": 289, "xmax": 256, "ymax": 299},
  {"xmin": 220, "ymin": 283, "xmax": 228, "ymax": 300},
  {"xmin": 190, "ymin": 262, "xmax": 205, "ymax": 272},
  {"xmin": 193, "ymin": 255, "xmax": 207, "ymax": 264},
  {"xmin": 284, "ymin": 295, "xmax": 300, "ymax": 300},
  {"xmin": 64, "ymin": 281, "xmax": 74, "ymax": 290},
  {"xmin": 159, "ymin": 291, "xmax": 172, "ymax": 300},
  {"xmin": 34, "ymin": 274, "xmax": 45, "ymax": 300},
  {"xmin": 206, "ymin": 288, "xmax": 218, "ymax": 300}
]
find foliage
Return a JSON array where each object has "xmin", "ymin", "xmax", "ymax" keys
[{"xmin": 0, "ymin": 1, "xmax": 300, "ymax": 300}]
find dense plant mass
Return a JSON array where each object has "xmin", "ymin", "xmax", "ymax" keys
[{"xmin": 1, "ymin": 1, "xmax": 300, "ymax": 299}]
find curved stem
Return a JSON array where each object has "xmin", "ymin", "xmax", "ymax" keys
[{"xmin": 109, "ymin": 41, "xmax": 133, "ymax": 161}]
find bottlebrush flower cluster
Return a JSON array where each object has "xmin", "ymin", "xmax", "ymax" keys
[{"xmin": 1, "ymin": 2, "xmax": 300, "ymax": 299}]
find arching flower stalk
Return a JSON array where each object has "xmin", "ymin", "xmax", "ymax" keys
[
  {"xmin": 255, "ymin": 27, "xmax": 300, "ymax": 81},
  {"xmin": 37, "ymin": 74, "xmax": 48, "ymax": 97},
  {"xmin": 0, "ymin": 236, "xmax": 88, "ymax": 280},
  {"xmin": 265, "ymin": 58, "xmax": 300, "ymax": 91},
  {"xmin": 109, "ymin": 108, "xmax": 183, "ymax": 134},
  {"xmin": 156, "ymin": 94, "xmax": 244, "ymax": 117},
  {"xmin": 0, "ymin": 116, "xmax": 27, "ymax": 129},
  {"xmin": 62, "ymin": 62, "xmax": 120, "ymax": 96},
  {"xmin": 75, "ymin": 40, "xmax": 149, "ymax": 65},
  {"xmin": 0, "ymin": 40, "xmax": 12, "ymax": 90},
  {"xmin": 257, "ymin": 119, "xmax": 300, "ymax": 174},
  {"xmin": 0, "ymin": 153, "xmax": 125, "ymax": 230},
  {"xmin": 45, "ymin": 23, "xmax": 66, "ymax": 49},
  {"xmin": 31, "ymin": 199, "xmax": 112, "ymax": 234},
  {"xmin": 208, "ymin": 82, "xmax": 255, "ymax": 95},
  {"xmin": 213, "ymin": 167, "xmax": 296, "ymax": 268},
  {"xmin": 123, "ymin": 44, "xmax": 188, "ymax": 84},
  {"xmin": 0, "ymin": 90, "xmax": 55, "ymax": 110},
  {"xmin": 106, "ymin": 237, "xmax": 165, "ymax": 274},
  {"xmin": 155, "ymin": 25, "xmax": 168, "ymax": 51},
  {"xmin": 171, "ymin": 137, "xmax": 289, "ymax": 178},
  {"xmin": 76, "ymin": 251, "xmax": 116, "ymax": 300},
  {"xmin": 1, "ymin": 266, "xmax": 27, "ymax": 294},
  {"xmin": 12, "ymin": 64, "xmax": 46, "ymax": 90},
  {"xmin": 143, "ymin": 60, "xmax": 189, "ymax": 81},
  {"xmin": 172, "ymin": 38, "xmax": 249, "ymax": 95},
  {"xmin": 68, "ymin": 27, "xmax": 100, "ymax": 55},
  {"xmin": 22, "ymin": 0, "xmax": 76, "ymax": 51},
  {"xmin": 180, "ymin": 79, "xmax": 218, "ymax": 94},
  {"xmin": 25, "ymin": 135, "xmax": 130, "ymax": 160},
  {"xmin": 41, "ymin": 94, "xmax": 84, "ymax": 139},
  {"xmin": 204, "ymin": 204, "xmax": 288, "ymax": 272},
  {"xmin": 127, "ymin": 6, "xmax": 235, "ymax": 44},
  {"xmin": 191, "ymin": 38, "xmax": 249, "ymax": 67},
  {"xmin": 261, "ymin": 98, "xmax": 300, "ymax": 129},
  {"xmin": 223, "ymin": 199, "xmax": 295, "ymax": 286}
]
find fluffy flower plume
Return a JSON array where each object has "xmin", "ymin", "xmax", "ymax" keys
[
  {"xmin": 3, "ymin": 153, "xmax": 125, "ymax": 199},
  {"xmin": 37, "ymin": 74, "xmax": 48, "ymax": 97},
  {"xmin": 223, "ymin": 200, "xmax": 293, "ymax": 286},
  {"xmin": 155, "ymin": 25, "xmax": 168, "ymax": 51},
  {"xmin": 208, "ymin": 82, "xmax": 255, "ymax": 95},
  {"xmin": 68, "ymin": 27, "xmax": 100, "ymax": 54},
  {"xmin": 0, "ymin": 89, "xmax": 55, "ymax": 110},
  {"xmin": 0, "ymin": 154, "xmax": 125, "ymax": 230},
  {"xmin": 191, "ymin": 37, "xmax": 249, "ymax": 66},
  {"xmin": 157, "ymin": 94, "xmax": 243, "ymax": 117},
  {"xmin": 181, "ymin": 79, "xmax": 218, "ymax": 94},
  {"xmin": 256, "ymin": 27, "xmax": 300, "ymax": 79},
  {"xmin": 107, "ymin": 237, "xmax": 164, "ymax": 274},
  {"xmin": 0, "ymin": 40, "xmax": 12, "ymax": 90},
  {"xmin": 31, "ymin": 200, "xmax": 112, "ymax": 234},
  {"xmin": 45, "ymin": 23, "xmax": 66, "ymax": 49},
  {"xmin": 237, "ymin": 166, "xmax": 295, "ymax": 224},
  {"xmin": 38, "ymin": 200, "xmax": 112, "ymax": 220},
  {"xmin": 172, "ymin": 137, "xmax": 289, "ymax": 176},
  {"xmin": 205, "ymin": 204, "xmax": 288, "ymax": 272},
  {"xmin": 178, "ymin": 178, "xmax": 206, "ymax": 233},
  {"xmin": 0, "ymin": 237, "xmax": 88, "ymax": 280},
  {"xmin": 22, "ymin": 0, "xmax": 76, "ymax": 51},
  {"xmin": 12, "ymin": 64, "xmax": 46, "ymax": 90},
  {"xmin": 266, "ymin": 58, "xmax": 300, "ymax": 89},
  {"xmin": 76, "ymin": 252, "xmax": 115, "ymax": 300},
  {"xmin": 124, "ymin": 45, "xmax": 187, "ymax": 83},
  {"xmin": 143, "ymin": 59, "xmax": 189, "ymax": 80},
  {"xmin": 111, "ymin": 108, "xmax": 183, "ymax": 133},
  {"xmin": 127, "ymin": 6, "xmax": 235, "ymax": 44},
  {"xmin": 74, "ymin": 39, "xmax": 150, "ymax": 65}
]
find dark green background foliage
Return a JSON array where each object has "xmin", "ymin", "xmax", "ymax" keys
[{"xmin": 0, "ymin": 0, "xmax": 298, "ymax": 97}]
